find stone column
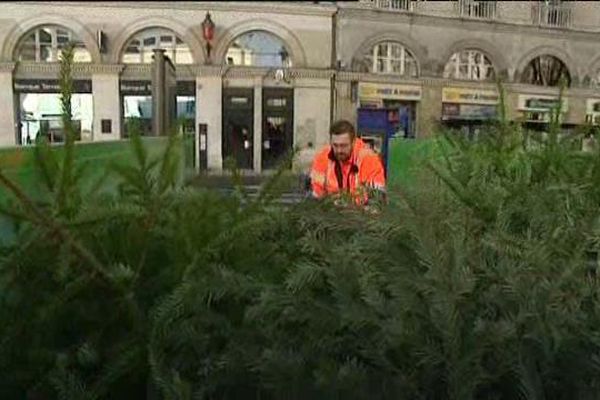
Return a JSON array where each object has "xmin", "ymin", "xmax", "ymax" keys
[
  {"xmin": 92, "ymin": 65, "xmax": 123, "ymax": 141},
  {"xmin": 0, "ymin": 63, "xmax": 16, "ymax": 147},
  {"xmin": 196, "ymin": 69, "xmax": 222, "ymax": 171},
  {"xmin": 419, "ymin": 80, "xmax": 443, "ymax": 138},
  {"xmin": 333, "ymin": 78, "xmax": 356, "ymax": 124},
  {"xmin": 253, "ymin": 77, "xmax": 263, "ymax": 173},
  {"xmin": 504, "ymin": 88, "xmax": 520, "ymax": 122},
  {"xmin": 294, "ymin": 77, "xmax": 331, "ymax": 148},
  {"xmin": 568, "ymin": 95, "xmax": 585, "ymax": 125}
]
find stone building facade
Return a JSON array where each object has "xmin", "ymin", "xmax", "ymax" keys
[
  {"xmin": 336, "ymin": 0, "xmax": 600, "ymax": 143},
  {"xmin": 1, "ymin": 1, "xmax": 600, "ymax": 172},
  {"xmin": 0, "ymin": 1, "xmax": 336, "ymax": 172}
]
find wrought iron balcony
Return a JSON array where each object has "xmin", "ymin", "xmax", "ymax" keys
[
  {"xmin": 457, "ymin": 0, "xmax": 497, "ymax": 19},
  {"xmin": 359, "ymin": 0, "xmax": 415, "ymax": 12},
  {"xmin": 532, "ymin": 1, "xmax": 572, "ymax": 28}
]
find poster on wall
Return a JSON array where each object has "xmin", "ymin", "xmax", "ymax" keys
[{"xmin": 441, "ymin": 103, "xmax": 460, "ymax": 118}]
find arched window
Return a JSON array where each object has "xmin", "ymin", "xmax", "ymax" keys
[
  {"xmin": 443, "ymin": 49, "xmax": 494, "ymax": 81},
  {"xmin": 225, "ymin": 31, "xmax": 291, "ymax": 68},
  {"xmin": 16, "ymin": 25, "xmax": 91, "ymax": 62},
  {"xmin": 122, "ymin": 27, "xmax": 193, "ymax": 64},
  {"xmin": 362, "ymin": 41, "xmax": 418, "ymax": 77},
  {"xmin": 521, "ymin": 55, "xmax": 571, "ymax": 87}
]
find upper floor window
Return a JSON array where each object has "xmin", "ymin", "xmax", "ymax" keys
[
  {"xmin": 16, "ymin": 25, "xmax": 91, "ymax": 63},
  {"xmin": 443, "ymin": 50, "xmax": 494, "ymax": 81},
  {"xmin": 363, "ymin": 42, "xmax": 418, "ymax": 77},
  {"xmin": 226, "ymin": 31, "xmax": 292, "ymax": 68},
  {"xmin": 521, "ymin": 55, "xmax": 571, "ymax": 87},
  {"xmin": 122, "ymin": 28, "xmax": 193, "ymax": 64}
]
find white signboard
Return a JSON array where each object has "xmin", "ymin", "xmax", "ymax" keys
[{"xmin": 517, "ymin": 94, "xmax": 568, "ymax": 113}]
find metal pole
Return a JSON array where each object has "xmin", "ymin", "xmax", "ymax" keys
[
  {"xmin": 152, "ymin": 49, "xmax": 166, "ymax": 136},
  {"xmin": 195, "ymin": 123, "xmax": 201, "ymax": 173}
]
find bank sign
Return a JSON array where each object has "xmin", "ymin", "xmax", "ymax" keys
[
  {"xmin": 358, "ymin": 83, "xmax": 422, "ymax": 101},
  {"xmin": 120, "ymin": 80, "xmax": 196, "ymax": 96},
  {"xmin": 442, "ymin": 87, "xmax": 499, "ymax": 105},
  {"xmin": 14, "ymin": 79, "xmax": 92, "ymax": 93},
  {"xmin": 120, "ymin": 80, "xmax": 152, "ymax": 95}
]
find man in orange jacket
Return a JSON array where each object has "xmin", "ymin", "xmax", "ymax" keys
[{"xmin": 309, "ymin": 119, "xmax": 386, "ymax": 205}]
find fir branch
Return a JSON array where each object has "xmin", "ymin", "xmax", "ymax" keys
[{"xmin": 56, "ymin": 42, "xmax": 78, "ymax": 218}]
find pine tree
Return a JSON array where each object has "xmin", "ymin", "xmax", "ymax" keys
[{"xmin": 2, "ymin": 60, "xmax": 600, "ymax": 400}]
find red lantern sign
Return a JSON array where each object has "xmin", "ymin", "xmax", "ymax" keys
[{"xmin": 202, "ymin": 12, "xmax": 215, "ymax": 42}]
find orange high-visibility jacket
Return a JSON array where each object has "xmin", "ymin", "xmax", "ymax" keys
[{"xmin": 309, "ymin": 138, "xmax": 386, "ymax": 203}]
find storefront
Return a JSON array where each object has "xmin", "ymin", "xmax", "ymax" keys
[
  {"xmin": 357, "ymin": 82, "xmax": 420, "ymax": 139},
  {"xmin": 516, "ymin": 94, "xmax": 572, "ymax": 134},
  {"xmin": 355, "ymin": 82, "xmax": 421, "ymax": 171},
  {"xmin": 120, "ymin": 80, "xmax": 196, "ymax": 137},
  {"xmin": 441, "ymin": 87, "xmax": 498, "ymax": 139},
  {"xmin": 14, "ymin": 79, "xmax": 93, "ymax": 145}
]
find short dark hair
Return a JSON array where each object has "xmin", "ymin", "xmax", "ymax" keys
[
  {"xmin": 307, "ymin": 141, "xmax": 313, "ymax": 148},
  {"xmin": 330, "ymin": 119, "xmax": 356, "ymax": 138}
]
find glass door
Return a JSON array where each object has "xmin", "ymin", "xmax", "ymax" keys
[
  {"xmin": 222, "ymin": 88, "xmax": 254, "ymax": 170},
  {"xmin": 262, "ymin": 88, "xmax": 294, "ymax": 170}
]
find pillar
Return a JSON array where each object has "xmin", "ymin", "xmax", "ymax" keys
[
  {"xmin": 253, "ymin": 77, "xmax": 263, "ymax": 173},
  {"xmin": 419, "ymin": 81, "xmax": 443, "ymax": 138},
  {"xmin": 92, "ymin": 66, "xmax": 122, "ymax": 141},
  {"xmin": 0, "ymin": 63, "xmax": 16, "ymax": 147},
  {"xmin": 197, "ymin": 74, "xmax": 222, "ymax": 171},
  {"xmin": 295, "ymin": 78, "xmax": 332, "ymax": 148}
]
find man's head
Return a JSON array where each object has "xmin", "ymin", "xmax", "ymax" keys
[{"xmin": 330, "ymin": 120, "xmax": 356, "ymax": 162}]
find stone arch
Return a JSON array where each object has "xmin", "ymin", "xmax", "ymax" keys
[
  {"xmin": 110, "ymin": 16, "xmax": 204, "ymax": 64},
  {"xmin": 438, "ymin": 38, "xmax": 509, "ymax": 80},
  {"xmin": 514, "ymin": 45, "xmax": 579, "ymax": 85},
  {"xmin": 350, "ymin": 31, "xmax": 427, "ymax": 76},
  {"xmin": 212, "ymin": 19, "xmax": 307, "ymax": 68},
  {"xmin": 1, "ymin": 14, "xmax": 101, "ymax": 63}
]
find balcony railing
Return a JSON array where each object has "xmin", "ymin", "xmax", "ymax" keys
[
  {"xmin": 532, "ymin": 1, "xmax": 572, "ymax": 28},
  {"xmin": 457, "ymin": 0, "xmax": 497, "ymax": 19},
  {"xmin": 359, "ymin": 0, "xmax": 414, "ymax": 12}
]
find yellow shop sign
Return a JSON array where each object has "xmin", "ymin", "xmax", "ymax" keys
[
  {"xmin": 358, "ymin": 83, "xmax": 422, "ymax": 101},
  {"xmin": 442, "ymin": 87, "xmax": 499, "ymax": 105}
]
